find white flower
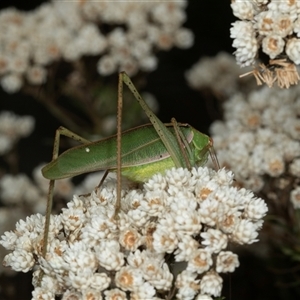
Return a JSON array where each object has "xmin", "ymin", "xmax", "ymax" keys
[
  {"xmin": 218, "ymin": 209, "xmax": 241, "ymax": 234},
  {"xmin": 125, "ymin": 250, "xmax": 142, "ymax": 270},
  {"xmin": 115, "ymin": 266, "xmax": 144, "ymax": 292},
  {"xmin": 174, "ymin": 235, "xmax": 199, "ymax": 262},
  {"xmin": 140, "ymin": 190, "xmax": 167, "ymax": 217},
  {"xmin": 152, "ymin": 219, "xmax": 178, "ymax": 253},
  {"xmin": 185, "ymin": 52, "xmax": 245, "ymax": 97},
  {"xmin": 187, "ymin": 249, "xmax": 213, "ymax": 274},
  {"xmin": 230, "ymin": 21, "xmax": 258, "ymax": 66},
  {"xmin": 61, "ymin": 290, "xmax": 81, "ymax": 300},
  {"xmin": 174, "ymin": 28, "xmax": 194, "ymax": 49},
  {"xmin": 231, "ymin": 1, "xmax": 255, "ymax": 20},
  {"xmin": 0, "ymin": 134, "xmax": 12, "ymax": 154},
  {"xmin": 262, "ymin": 34, "xmax": 285, "ymax": 59},
  {"xmin": 172, "ymin": 207, "xmax": 202, "ymax": 235},
  {"xmin": 139, "ymin": 54, "xmax": 157, "ymax": 72},
  {"xmin": 244, "ymin": 197, "xmax": 268, "ymax": 220},
  {"xmin": 195, "ymin": 294, "xmax": 213, "ymax": 300},
  {"xmin": 200, "ymin": 272, "xmax": 223, "ymax": 297},
  {"xmin": 263, "ymin": 149, "xmax": 285, "ymax": 177},
  {"xmin": 268, "ymin": 0, "xmax": 297, "ymax": 15},
  {"xmin": 76, "ymin": 24, "xmax": 107, "ymax": 56},
  {"xmin": 97, "ymin": 55, "xmax": 118, "ymax": 76},
  {"xmin": 255, "ymin": 10, "xmax": 276, "ymax": 35},
  {"xmin": 0, "ymin": 230, "xmax": 19, "ymax": 250},
  {"xmin": 68, "ymin": 269, "xmax": 94, "ymax": 290},
  {"xmin": 63, "ymin": 241, "xmax": 97, "ymax": 273},
  {"xmin": 3, "ymin": 249, "xmax": 35, "ymax": 272},
  {"xmin": 26, "ymin": 65, "xmax": 47, "ymax": 85},
  {"xmin": 37, "ymin": 273, "xmax": 61, "ymax": 295},
  {"xmin": 131, "ymin": 282, "xmax": 156, "ymax": 299},
  {"xmin": 283, "ymin": 119, "xmax": 300, "ymax": 140},
  {"xmin": 81, "ymin": 212, "xmax": 117, "ymax": 246},
  {"xmin": 0, "ymin": 111, "xmax": 35, "ymax": 139},
  {"xmin": 200, "ymin": 229, "xmax": 228, "ymax": 253},
  {"xmin": 61, "ymin": 206, "xmax": 85, "ymax": 233},
  {"xmin": 1, "ymin": 73, "xmax": 22, "ymax": 93},
  {"xmin": 293, "ymin": 18, "xmax": 300, "ymax": 37},
  {"xmin": 144, "ymin": 172, "xmax": 167, "ymax": 192},
  {"xmin": 32, "ymin": 287, "xmax": 55, "ymax": 300},
  {"xmin": 9, "ymin": 56, "xmax": 28, "ymax": 74},
  {"xmin": 95, "ymin": 240, "xmax": 124, "ymax": 271},
  {"xmin": 82, "ymin": 288, "xmax": 103, "ymax": 300},
  {"xmin": 0, "ymin": 174, "xmax": 36, "ymax": 204},
  {"xmin": 216, "ymin": 251, "xmax": 240, "ymax": 273},
  {"xmin": 289, "ymin": 158, "xmax": 300, "ymax": 177},
  {"xmin": 89, "ymin": 273, "xmax": 110, "ymax": 290},
  {"xmin": 286, "ymin": 38, "xmax": 300, "ymax": 64},
  {"xmin": 119, "ymin": 227, "xmax": 142, "ymax": 251},
  {"xmin": 198, "ymin": 197, "xmax": 225, "ymax": 227},
  {"xmin": 142, "ymin": 261, "xmax": 173, "ymax": 290},
  {"xmin": 231, "ymin": 219, "xmax": 259, "ymax": 244},
  {"xmin": 104, "ymin": 288, "xmax": 126, "ymax": 300},
  {"xmin": 126, "ymin": 206, "xmax": 150, "ymax": 228},
  {"xmin": 290, "ymin": 187, "xmax": 300, "ymax": 209},
  {"xmin": 273, "ymin": 13, "xmax": 294, "ymax": 37},
  {"xmin": 175, "ymin": 270, "xmax": 200, "ymax": 300}
]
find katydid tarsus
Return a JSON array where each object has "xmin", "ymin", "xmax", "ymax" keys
[{"xmin": 41, "ymin": 72, "xmax": 218, "ymax": 262}]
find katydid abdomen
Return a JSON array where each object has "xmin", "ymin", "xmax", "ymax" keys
[{"xmin": 42, "ymin": 124, "xmax": 211, "ymax": 182}]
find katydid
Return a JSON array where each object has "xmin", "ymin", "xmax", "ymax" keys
[{"xmin": 41, "ymin": 72, "xmax": 217, "ymax": 261}]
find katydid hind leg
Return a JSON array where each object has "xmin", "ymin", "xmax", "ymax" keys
[
  {"xmin": 170, "ymin": 118, "xmax": 192, "ymax": 170},
  {"xmin": 121, "ymin": 72, "xmax": 187, "ymax": 169}
]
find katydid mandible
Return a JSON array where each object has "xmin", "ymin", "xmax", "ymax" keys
[{"xmin": 41, "ymin": 72, "xmax": 217, "ymax": 259}]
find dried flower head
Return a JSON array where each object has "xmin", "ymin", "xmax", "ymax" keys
[{"xmin": 240, "ymin": 58, "xmax": 300, "ymax": 88}]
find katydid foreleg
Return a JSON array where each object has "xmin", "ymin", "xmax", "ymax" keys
[{"xmin": 209, "ymin": 145, "xmax": 220, "ymax": 170}]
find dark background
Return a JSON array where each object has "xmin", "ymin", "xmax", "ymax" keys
[{"xmin": 0, "ymin": 1, "xmax": 289, "ymax": 300}]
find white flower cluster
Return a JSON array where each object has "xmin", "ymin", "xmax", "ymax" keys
[
  {"xmin": 230, "ymin": 0, "xmax": 300, "ymax": 66},
  {"xmin": 0, "ymin": 164, "xmax": 74, "ymax": 213},
  {"xmin": 0, "ymin": 0, "xmax": 193, "ymax": 93},
  {"xmin": 0, "ymin": 111, "xmax": 34, "ymax": 155},
  {"xmin": 1, "ymin": 167, "xmax": 267, "ymax": 299},
  {"xmin": 185, "ymin": 52, "xmax": 254, "ymax": 97},
  {"xmin": 0, "ymin": 164, "xmax": 105, "ymax": 275},
  {"xmin": 210, "ymin": 86, "xmax": 300, "ymax": 207}
]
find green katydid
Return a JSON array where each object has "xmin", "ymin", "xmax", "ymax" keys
[{"xmin": 41, "ymin": 72, "xmax": 218, "ymax": 260}]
